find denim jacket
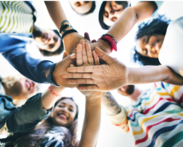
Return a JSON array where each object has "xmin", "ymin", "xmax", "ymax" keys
[{"xmin": 0, "ymin": 83, "xmax": 52, "ymax": 135}]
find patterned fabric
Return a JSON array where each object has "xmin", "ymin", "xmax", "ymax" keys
[
  {"xmin": 0, "ymin": 1, "xmax": 34, "ymax": 33},
  {"xmin": 109, "ymin": 82, "xmax": 183, "ymax": 147}
]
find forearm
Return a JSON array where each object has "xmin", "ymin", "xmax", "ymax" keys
[
  {"xmin": 101, "ymin": 92, "xmax": 121, "ymax": 115},
  {"xmin": 78, "ymin": 96, "xmax": 101, "ymax": 147},
  {"xmin": 127, "ymin": 65, "xmax": 183, "ymax": 85},
  {"xmin": 44, "ymin": 1, "xmax": 67, "ymax": 30},
  {"xmin": 107, "ymin": 2, "xmax": 155, "ymax": 43},
  {"xmin": 41, "ymin": 85, "xmax": 65, "ymax": 110}
]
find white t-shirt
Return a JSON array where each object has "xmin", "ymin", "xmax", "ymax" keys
[{"xmin": 159, "ymin": 16, "xmax": 183, "ymax": 76}]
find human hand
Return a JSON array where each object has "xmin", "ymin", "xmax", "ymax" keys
[
  {"xmin": 63, "ymin": 47, "xmax": 129, "ymax": 91},
  {"xmin": 52, "ymin": 53, "xmax": 78, "ymax": 87}
]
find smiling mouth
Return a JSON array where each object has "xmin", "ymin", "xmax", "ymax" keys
[{"xmin": 58, "ymin": 114, "xmax": 68, "ymax": 120}]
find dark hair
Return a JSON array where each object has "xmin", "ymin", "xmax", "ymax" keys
[
  {"xmin": 126, "ymin": 85, "xmax": 135, "ymax": 95},
  {"xmin": 99, "ymin": 1, "xmax": 128, "ymax": 30},
  {"xmin": 39, "ymin": 30, "xmax": 64, "ymax": 56},
  {"xmin": 13, "ymin": 97, "xmax": 78, "ymax": 147},
  {"xmin": 70, "ymin": 1, "xmax": 96, "ymax": 15},
  {"xmin": 133, "ymin": 15, "xmax": 171, "ymax": 66}
]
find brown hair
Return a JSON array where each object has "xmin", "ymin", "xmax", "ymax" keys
[{"xmin": 13, "ymin": 97, "xmax": 79, "ymax": 147}]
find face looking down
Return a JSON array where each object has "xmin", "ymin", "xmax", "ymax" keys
[
  {"xmin": 34, "ymin": 29, "xmax": 61, "ymax": 53},
  {"xmin": 69, "ymin": 1, "xmax": 93, "ymax": 14},
  {"xmin": 103, "ymin": 1, "xmax": 127, "ymax": 27},
  {"xmin": 51, "ymin": 98, "xmax": 77, "ymax": 127},
  {"xmin": 136, "ymin": 35, "xmax": 165, "ymax": 58}
]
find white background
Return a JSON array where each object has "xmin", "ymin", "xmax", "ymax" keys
[{"xmin": 1, "ymin": 1, "xmax": 183, "ymax": 146}]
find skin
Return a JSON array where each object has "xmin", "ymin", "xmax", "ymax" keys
[
  {"xmin": 63, "ymin": 47, "xmax": 183, "ymax": 91},
  {"xmin": 51, "ymin": 99, "xmax": 77, "ymax": 127},
  {"xmin": 136, "ymin": 35, "xmax": 165, "ymax": 58},
  {"xmin": 33, "ymin": 27, "xmax": 61, "ymax": 52},
  {"xmin": 69, "ymin": 1, "xmax": 92, "ymax": 14},
  {"xmin": 104, "ymin": 1, "xmax": 127, "ymax": 26},
  {"xmin": 3, "ymin": 76, "xmax": 38, "ymax": 103}
]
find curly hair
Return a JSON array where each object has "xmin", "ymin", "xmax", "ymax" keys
[
  {"xmin": 12, "ymin": 97, "xmax": 79, "ymax": 147},
  {"xmin": 133, "ymin": 15, "xmax": 171, "ymax": 65},
  {"xmin": 39, "ymin": 30, "xmax": 64, "ymax": 56},
  {"xmin": 99, "ymin": 1, "xmax": 128, "ymax": 30}
]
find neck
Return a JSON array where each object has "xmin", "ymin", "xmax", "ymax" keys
[
  {"xmin": 32, "ymin": 25, "xmax": 41, "ymax": 38},
  {"xmin": 3, "ymin": 84, "xmax": 21, "ymax": 104}
]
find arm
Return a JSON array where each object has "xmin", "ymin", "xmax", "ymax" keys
[
  {"xmin": 64, "ymin": 48, "xmax": 183, "ymax": 91},
  {"xmin": 6, "ymin": 85, "xmax": 65, "ymax": 133},
  {"xmin": 78, "ymin": 91, "xmax": 102, "ymax": 147},
  {"xmin": 1, "ymin": 34, "xmax": 56, "ymax": 85},
  {"xmin": 44, "ymin": 1, "xmax": 89, "ymax": 55},
  {"xmin": 107, "ymin": 2, "xmax": 157, "ymax": 42},
  {"xmin": 101, "ymin": 92, "xmax": 129, "ymax": 132}
]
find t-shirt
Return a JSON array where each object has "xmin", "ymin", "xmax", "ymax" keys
[
  {"xmin": 131, "ymin": 1, "xmax": 163, "ymax": 17},
  {"xmin": 159, "ymin": 16, "xmax": 183, "ymax": 76},
  {"xmin": 107, "ymin": 82, "xmax": 183, "ymax": 147}
]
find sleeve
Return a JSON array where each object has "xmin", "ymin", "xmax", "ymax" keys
[
  {"xmin": 0, "ymin": 34, "xmax": 58, "ymax": 85},
  {"xmin": 106, "ymin": 105, "xmax": 129, "ymax": 132},
  {"xmin": 6, "ymin": 93, "xmax": 53, "ymax": 133},
  {"xmin": 162, "ymin": 82, "xmax": 183, "ymax": 106}
]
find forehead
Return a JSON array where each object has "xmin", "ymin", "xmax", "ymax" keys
[{"xmin": 57, "ymin": 99, "xmax": 76, "ymax": 109}]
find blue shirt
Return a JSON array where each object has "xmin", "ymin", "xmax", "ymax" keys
[{"xmin": 0, "ymin": 34, "xmax": 57, "ymax": 85}]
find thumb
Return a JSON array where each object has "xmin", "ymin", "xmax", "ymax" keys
[
  {"xmin": 95, "ymin": 47, "xmax": 115, "ymax": 64},
  {"xmin": 62, "ymin": 52, "xmax": 68, "ymax": 59}
]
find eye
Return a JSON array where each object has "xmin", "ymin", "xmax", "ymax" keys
[
  {"xmin": 69, "ymin": 108, "xmax": 73, "ymax": 112},
  {"xmin": 75, "ymin": 2, "xmax": 81, "ymax": 6},
  {"xmin": 58, "ymin": 105, "xmax": 64, "ymax": 108},
  {"xmin": 104, "ymin": 11, "xmax": 109, "ymax": 18},
  {"xmin": 85, "ymin": 1, "xmax": 89, "ymax": 3},
  {"xmin": 143, "ymin": 49, "xmax": 148, "ymax": 55},
  {"xmin": 54, "ymin": 36, "xmax": 58, "ymax": 42}
]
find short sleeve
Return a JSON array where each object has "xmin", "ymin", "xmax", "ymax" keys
[{"xmin": 106, "ymin": 106, "xmax": 129, "ymax": 132}]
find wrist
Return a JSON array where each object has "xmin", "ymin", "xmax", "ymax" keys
[{"xmin": 97, "ymin": 39, "xmax": 111, "ymax": 54}]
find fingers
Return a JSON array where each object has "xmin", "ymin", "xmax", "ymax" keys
[
  {"xmin": 67, "ymin": 66, "xmax": 96, "ymax": 73},
  {"xmin": 67, "ymin": 79, "xmax": 95, "ymax": 84},
  {"xmin": 76, "ymin": 44, "xmax": 83, "ymax": 66},
  {"xmin": 93, "ymin": 50, "xmax": 100, "ymax": 65},
  {"xmin": 78, "ymin": 85, "xmax": 99, "ymax": 91},
  {"xmin": 84, "ymin": 32, "xmax": 90, "ymax": 41},
  {"xmin": 80, "ymin": 40, "xmax": 88, "ymax": 65},
  {"xmin": 63, "ymin": 73, "xmax": 92, "ymax": 78},
  {"xmin": 62, "ymin": 52, "xmax": 68, "ymax": 59},
  {"xmin": 95, "ymin": 47, "xmax": 115, "ymax": 64},
  {"xmin": 86, "ymin": 42, "xmax": 94, "ymax": 65}
]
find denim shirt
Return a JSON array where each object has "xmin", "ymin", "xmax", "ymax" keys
[{"xmin": 0, "ymin": 83, "xmax": 52, "ymax": 136}]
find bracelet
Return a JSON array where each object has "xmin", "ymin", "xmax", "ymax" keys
[
  {"xmin": 59, "ymin": 24, "xmax": 70, "ymax": 34},
  {"xmin": 48, "ymin": 85, "xmax": 61, "ymax": 97},
  {"xmin": 62, "ymin": 29, "xmax": 78, "ymax": 38},
  {"xmin": 99, "ymin": 34, "xmax": 117, "ymax": 52}
]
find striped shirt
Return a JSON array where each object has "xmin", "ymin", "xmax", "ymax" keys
[
  {"xmin": 0, "ymin": 1, "xmax": 35, "ymax": 33},
  {"xmin": 108, "ymin": 82, "xmax": 183, "ymax": 147}
]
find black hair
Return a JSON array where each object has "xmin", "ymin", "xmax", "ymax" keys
[
  {"xmin": 70, "ymin": 1, "xmax": 96, "ymax": 15},
  {"xmin": 99, "ymin": 1, "xmax": 128, "ymax": 30},
  {"xmin": 126, "ymin": 85, "xmax": 135, "ymax": 95},
  {"xmin": 133, "ymin": 15, "xmax": 171, "ymax": 66},
  {"xmin": 39, "ymin": 30, "xmax": 64, "ymax": 56}
]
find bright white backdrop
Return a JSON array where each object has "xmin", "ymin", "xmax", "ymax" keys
[{"xmin": 1, "ymin": 1, "xmax": 183, "ymax": 146}]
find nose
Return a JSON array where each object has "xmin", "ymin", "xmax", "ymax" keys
[
  {"xmin": 48, "ymin": 37, "xmax": 54, "ymax": 43},
  {"xmin": 145, "ymin": 43, "xmax": 157, "ymax": 53}
]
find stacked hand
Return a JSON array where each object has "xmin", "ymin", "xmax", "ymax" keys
[{"xmin": 63, "ymin": 40, "xmax": 129, "ymax": 91}]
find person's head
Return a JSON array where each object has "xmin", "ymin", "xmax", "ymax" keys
[
  {"xmin": 69, "ymin": 1, "xmax": 96, "ymax": 15},
  {"xmin": 1, "ymin": 75, "xmax": 38, "ymax": 101},
  {"xmin": 117, "ymin": 85, "xmax": 135, "ymax": 96},
  {"xmin": 133, "ymin": 15, "xmax": 171, "ymax": 65},
  {"xmin": 33, "ymin": 26, "xmax": 64, "ymax": 56},
  {"xmin": 99, "ymin": 1, "xmax": 128, "ymax": 30},
  {"xmin": 51, "ymin": 97, "xmax": 79, "ymax": 128}
]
